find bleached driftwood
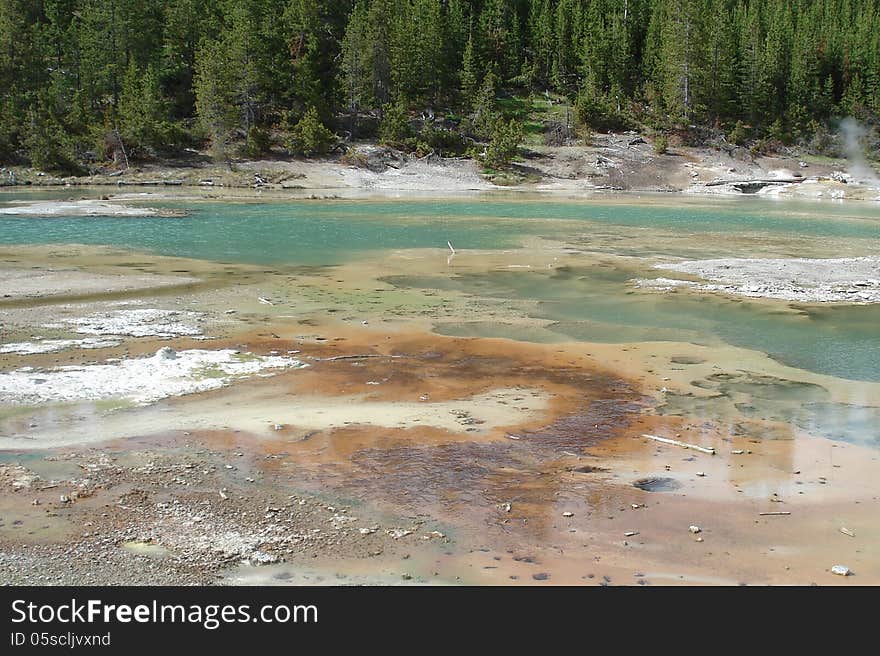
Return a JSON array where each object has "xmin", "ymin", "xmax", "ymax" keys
[
  {"xmin": 313, "ymin": 354, "xmax": 403, "ymax": 362},
  {"xmin": 641, "ymin": 433, "xmax": 715, "ymax": 455},
  {"xmin": 705, "ymin": 177, "xmax": 805, "ymax": 187}
]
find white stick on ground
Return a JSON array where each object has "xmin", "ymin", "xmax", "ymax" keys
[
  {"xmin": 447, "ymin": 240, "xmax": 456, "ymax": 254},
  {"xmin": 313, "ymin": 354, "xmax": 403, "ymax": 362},
  {"xmin": 640, "ymin": 434, "xmax": 716, "ymax": 455},
  {"xmin": 758, "ymin": 511, "xmax": 791, "ymax": 516}
]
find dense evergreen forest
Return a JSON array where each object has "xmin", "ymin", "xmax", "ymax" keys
[{"xmin": 1, "ymin": 0, "xmax": 878, "ymax": 172}]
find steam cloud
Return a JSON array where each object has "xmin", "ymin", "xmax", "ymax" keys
[{"xmin": 839, "ymin": 118, "xmax": 880, "ymax": 186}]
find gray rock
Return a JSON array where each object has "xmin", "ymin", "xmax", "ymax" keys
[
  {"xmin": 155, "ymin": 346, "xmax": 177, "ymax": 360},
  {"xmin": 249, "ymin": 551, "xmax": 278, "ymax": 565}
]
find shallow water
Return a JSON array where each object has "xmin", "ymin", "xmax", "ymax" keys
[
  {"xmin": 415, "ymin": 266, "xmax": 880, "ymax": 382},
  {"xmin": 1, "ymin": 191, "xmax": 878, "ymax": 435},
  {"xmin": 2, "ymin": 193, "xmax": 880, "ymax": 263},
  {"xmin": 3, "ymin": 191, "xmax": 880, "ymax": 585}
]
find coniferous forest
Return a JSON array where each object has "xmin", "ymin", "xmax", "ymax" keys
[{"xmin": 1, "ymin": 0, "xmax": 878, "ymax": 172}]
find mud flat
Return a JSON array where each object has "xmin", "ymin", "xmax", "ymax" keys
[
  {"xmin": 1, "ymin": 240, "xmax": 878, "ymax": 586},
  {"xmin": 0, "ymin": 318, "xmax": 642, "ymax": 584},
  {"xmin": 0, "ymin": 447, "xmax": 435, "ymax": 585},
  {"xmin": 3, "ymin": 328, "xmax": 877, "ymax": 586},
  {"xmin": 0, "ymin": 267, "xmax": 198, "ymax": 302},
  {"xmin": 2, "ymin": 317, "xmax": 877, "ymax": 586},
  {"xmin": 636, "ymin": 256, "xmax": 880, "ymax": 303},
  {"xmin": 0, "ymin": 199, "xmax": 174, "ymax": 217}
]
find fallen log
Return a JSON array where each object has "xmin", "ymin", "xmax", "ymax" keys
[
  {"xmin": 115, "ymin": 179, "xmax": 184, "ymax": 186},
  {"xmin": 312, "ymin": 354, "xmax": 403, "ymax": 362},
  {"xmin": 705, "ymin": 177, "xmax": 805, "ymax": 187},
  {"xmin": 640, "ymin": 433, "xmax": 715, "ymax": 455}
]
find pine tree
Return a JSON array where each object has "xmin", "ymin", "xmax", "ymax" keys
[
  {"xmin": 0, "ymin": 0, "xmax": 42, "ymax": 160},
  {"xmin": 469, "ymin": 72, "xmax": 499, "ymax": 139},
  {"xmin": 286, "ymin": 105, "xmax": 335, "ymax": 156},
  {"xmin": 23, "ymin": 96, "xmax": 80, "ymax": 173},
  {"xmin": 390, "ymin": 0, "xmax": 444, "ymax": 104},
  {"xmin": 483, "ymin": 117, "xmax": 523, "ymax": 169},
  {"xmin": 340, "ymin": 0, "xmax": 370, "ymax": 132},
  {"xmin": 657, "ymin": 0, "xmax": 708, "ymax": 123},
  {"xmin": 441, "ymin": 0, "xmax": 469, "ymax": 94},
  {"xmin": 738, "ymin": 0, "xmax": 764, "ymax": 124},
  {"xmin": 162, "ymin": 0, "xmax": 222, "ymax": 119},
  {"xmin": 460, "ymin": 31, "xmax": 479, "ymax": 109},
  {"xmin": 283, "ymin": 0, "xmax": 353, "ymax": 122},
  {"xmin": 552, "ymin": 0, "xmax": 577, "ymax": 92},
  {"xmin": 528, "ymin": 0, "xmax": 555, "ymax": 88},
  {"xmin": 477, "ymin": 0, "xmax": 518, "ymax": 82},
  {"xmin": 758, "ymin": 2, "xmax": 792, "ymax": 124},
  {"xmin": 194, "ymin": 37, "xmax": 239, "ymax": 162},
  {"xmin": 704, "ymin": 0, "xmax": 737, "ymax": 122},
  {"xmin": 787, "ymin": 7, "xmax": 821, "ymax": 129},
  {"xmin": 378, "ymin": 100, "xmax": 411, "ymax": 145},
  {"xmin": 118, "ymin": 62, "xmax": 175, "ymax": 155},
  {"xmin": 366, "ymin": 0, "xmax": 393, "ymax": 112}
]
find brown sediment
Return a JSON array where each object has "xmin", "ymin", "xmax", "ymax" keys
[
  {"xmin": 2, "ymin": 242, "xmax": 879, "ymax": 586},
  {"xmin": 4, "ymin": 315, "xmax": 879, "ymax": 585},
  {"xmin": 0, "ymin": 316, "xmax": 654, "ymax": 583},
  {"xmin": 171, "ymin": 325, "xmax": 659, "ymax": 566},
  {"xmin": 388, "ymin": 408, "xmax": 880, "ymax": 585},
  {"xmin": 180, "ymin": 322, "xmax": 648, "ymax": 477}
]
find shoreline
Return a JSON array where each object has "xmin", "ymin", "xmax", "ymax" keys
[{"xmin": 2, "ymin": 137, "xmax": 878, "ymax": 203}]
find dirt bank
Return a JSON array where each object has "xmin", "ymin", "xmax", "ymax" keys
[{"xmin": 2, "ymin": 137, "xmax": 878, "ymax": 201}]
